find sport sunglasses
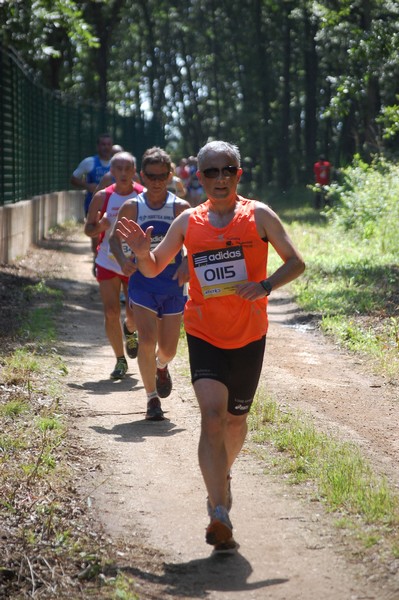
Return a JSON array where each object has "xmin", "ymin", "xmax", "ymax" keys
[
  {"xmin": 143, "ymin": 171, "xmax": 170, "ymax": 181},
  {"xmin": 201, "ymin": 165, "xmax": 239, "ymax": 179}
]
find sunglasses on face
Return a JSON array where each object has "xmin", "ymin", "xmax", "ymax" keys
[
  {"xmin": 201, "ymin": 165, "xmax": 239, "ymax": 179},
  {"xmin": 143, "ymin": 171, "xmax": 170, "ymax": 181}
]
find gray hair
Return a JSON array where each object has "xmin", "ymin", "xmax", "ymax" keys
[
  {"xmin": 197, "ymin": 141, "xmax": 241, "ymax": 170},
  {"xmin": 110, "ymin": 151, "xmax": 136, "ymax": 168},
  {"xmin": 141, "ymin": 146, "xmax": 171, "ymax": 171}
]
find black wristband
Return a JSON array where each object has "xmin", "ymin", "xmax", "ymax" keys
[{"xmin": 260, "ymin": 279, "xmax": 272, "ymax": 296}]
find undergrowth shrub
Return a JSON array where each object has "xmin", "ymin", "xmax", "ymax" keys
[{"xmin": 326, "ymin": 155, "xmax": 399, "ymax": 255}]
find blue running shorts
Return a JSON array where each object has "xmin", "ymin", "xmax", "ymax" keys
[{"xmin": 130, "ymin": 288, "xmax": 186, "ymax": 318}]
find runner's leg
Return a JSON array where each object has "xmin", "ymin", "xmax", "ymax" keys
[
  {"xmin": 98, "ymin": 277, "xmax": 124, "ymax": 358},
  {"xmin": 225, "ymin": 413, "xmax": 248, "ymax": 472},
  {"xmin": 122, "ymin": 279, "xmax": 136, "ymax": 334},
  {"xmin": 156, "ymin": 313, "xmax": 182, "ymax": 365},
  {"xmin": 133, "ymin": 304, "xmax": 158, "ymax": 393},
  {"xmin": 195, "ymin": 378, "xmax": 230, "ymax": 510}
]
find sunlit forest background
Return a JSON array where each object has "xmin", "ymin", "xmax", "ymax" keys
[{"xmin": 1, "ymin": 0, "xmax": 399, "ymax": 188}]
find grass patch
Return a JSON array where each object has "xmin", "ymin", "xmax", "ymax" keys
[
  {"xmin": 320, "ymin": 314, "xmax": 399, "ymax": 377},
  {"xmin": 0, "ymin": 274, "xmax": 144, "ymax": 599},
  {"xmin": 0, "ymin": 399, "xmax": 29, "ymax": 418},
  {"xmin": 1, "ymin": 347, "xmax": 41, "ymax": 384},
  {"xmin": 248, "ymin": 392, "xmax": 399, "ymax": 555},
  {"xmin": 47, "ymin": 220, "xmax": 81, "ymax": 237},
  {"xmin": 103, "ymin": 572, "xmax": 140, "ymax": 599},
  {"xmin": 19, "ymin": 280, "xmax": 63, "ymax": 343},
  {"xmin": 267, "ymin": 179, "xmax": 399, "ymax": 380}
]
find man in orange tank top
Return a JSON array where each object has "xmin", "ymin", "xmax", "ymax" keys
[{"xmin": 116, "ymin": 140, "xmax": 305, "ymax": 552}]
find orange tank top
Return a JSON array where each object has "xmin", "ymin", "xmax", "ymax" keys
[{"xmin": 184, "ymin": 197, "xmax": 269, "ymax": 349}]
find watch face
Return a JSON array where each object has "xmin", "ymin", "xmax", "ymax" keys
[{"xmin": 261, "ymin": 280, "xmax": 272, "ymax": 295}]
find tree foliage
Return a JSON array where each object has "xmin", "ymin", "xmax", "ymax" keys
[
  {"xmin": 2, "ymin": 0, "xmax": 399, "ymax": 187},
  {"xmin": 0, "ymin": 0, "xmax": 98, "ymax": 88}
]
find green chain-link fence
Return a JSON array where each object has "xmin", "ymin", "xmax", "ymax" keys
[{"xmin": 0, "ymin": 45, "xmax": 164, "ymax": 206}]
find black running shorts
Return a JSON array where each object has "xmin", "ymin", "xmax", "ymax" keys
[{"xmin": 186, "ymin": 333, "xmax": 266, "ymax": 416}]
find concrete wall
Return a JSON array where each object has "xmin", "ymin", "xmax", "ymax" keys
[{"xmin": 0, "ymin": 190, "xmax": 85, "ymax": 263}]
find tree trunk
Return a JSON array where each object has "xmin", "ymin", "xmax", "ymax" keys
[
  {"xmin": 277, "ymin": 5, "xmax": 292, "ymax": 190},
  {"xmin": 303, "ymin": 7, "xmax": 318, "ymax": 182}
]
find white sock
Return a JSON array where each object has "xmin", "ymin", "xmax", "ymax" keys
[
  {"xmin": 156, "ymin": 357, "xmax": 168, "ymax": 370},
  {"xmin": 147, "ymin": 391, "xmax": 158, "ymax": 402}
]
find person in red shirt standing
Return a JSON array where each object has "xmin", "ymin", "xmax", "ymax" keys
[{"xmin": 313, "ymin": 155, "xmax": 331, "ymax": 209}]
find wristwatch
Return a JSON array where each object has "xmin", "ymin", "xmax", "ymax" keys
[{"xmin": 260, "ymin": 279, "xmax": 273, "ymax": 296}]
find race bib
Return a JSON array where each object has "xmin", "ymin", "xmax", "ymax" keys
[
  {"xmin": 121, "ymin": 240, "xmax": 133, "ymax": 258},
  {"xmin": 107, "ymin": 240, "xmax": 133, "ymax": 262},
  {"xmin": 193, "ymin": 245, "xmax": 248, "ymax": 298},
  {"xmin": 106, "ymin": 240, "xmax": 133, "ymax": 264}
]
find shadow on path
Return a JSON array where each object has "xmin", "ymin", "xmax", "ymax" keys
[
  {"xmin": 67, "ymin": 376, "xmax": 142, "ymax": 395},
  {"xmin": 90, "ymin": 418, "xmax": 185, "ymax": 443},
  {"xmin": 115, "ymin": 550, "xmax": 288, "ymax": 598}
]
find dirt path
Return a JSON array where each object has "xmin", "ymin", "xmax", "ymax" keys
[{"xmin": 44, "ymin": 231, "xmax": 398, "ymax": 599}]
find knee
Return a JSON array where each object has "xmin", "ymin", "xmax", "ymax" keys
[
  {"xmin": 104, "ymin": 305, "xmax": 120, "ymax": 321},
  {"xmin": 159, "ymin": 348, "xmax": 176, "ymax": 364},
  {"xmin": 201, "ymin": 410, "xmax": 226, "ymax": 437},
  {"xmin": 227, "ymin": 414, "xmax": 247, "ymax": 435},
  {"xmin": 137, "ymin": 331, "xmax": 157, "ymax": 351}
]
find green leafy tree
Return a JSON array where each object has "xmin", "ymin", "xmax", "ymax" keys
[
  {"xmin": 2, "ymin": 0, "xmax": 399, "ymax": 186},
  {"xmin": 0, "ymin": 0, "xmax": 98, "ymax": 89}
]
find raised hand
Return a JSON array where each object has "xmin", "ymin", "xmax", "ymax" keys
[{"xmin": 116, "ymin": 217, "xmax": 153, "ymax": 258}]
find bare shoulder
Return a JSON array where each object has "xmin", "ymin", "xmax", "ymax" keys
[
  {"xmin": 175, "ymin": 198, "xmax": 192, "ymax": 216},
  {"xmin": 254, "ymin": 200, "xmax": 283, "ymax": 223},
  {"xmin": 171, "ymin": 207, "xmax": 194, "ymax": 237},
  {"xmin": 253, "ymin": 199, "xmax": 278, "ymax": 215},
  {"xmin": 86, "ymin": 189, "xmax": 106, "ymax": 221},
  {"xmin": 100, "ymin": 172, "xmax": 113, "ymax": 186},
  {"xmin": 253, "ymin": 200, "xmax": 287, "ymax": 240},
  {"xmin": 91, "ymin": 188, "xmax": 107, "ymax": 207},
  {"xmin": 118, "ymin": 197, "xmax": 138, "ymax": 217},
  {"xmin": 176, "ymin": 206, "xmax": 194, "ymax": 221}
]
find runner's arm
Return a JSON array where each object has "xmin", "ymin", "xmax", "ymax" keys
[
  {"xmin": 70, "ymin": 157, "xmax": 96, "ymax": 192},
  {"xmin": 108, "ymin": 200, "xmax": 139, "ymax": 276},
  {"xmin": 116, "ymin": 211, "xmax": 189, "ymax": 277},
  {"xmin": 84, "ymin": 191, "xmax": 108, "ymax": 238},
  {"xmin": 236, "ymin": 203, "xmax": 305, "ymax": 301}
]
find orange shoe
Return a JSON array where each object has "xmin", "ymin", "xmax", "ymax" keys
[
  {"xmin": 206, "ymin": 505, "xmax": 233, "ymax": 546},
  {"xmin": 213, "ymin": 538, "xmax": 239, "ymax": 555}
]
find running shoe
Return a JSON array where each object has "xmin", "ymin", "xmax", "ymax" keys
[
  {"xmin": 156, "ymin": 365, "xmax": 172, "ymax": 398},
  {"xmin": 110, "ymin": 357, "xmax": 128, "ymax": 380},
  {"xmin": 212, "ymin": 538, "xmax": 239, "ymax": 555},
  {"xmin": 206, "ymin": 505, "xmax": 233, "ymax": 546},
  {"xmin": 123, "ymin": 321, "xmax": 138, "ymax": 359},
  {"xmin": 207, "ymin": 472, "xmax": 233, "ymax": 517},
  {"xmin": 145, "ymin": 397, "xmax": 165, "ymax": 421}
]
